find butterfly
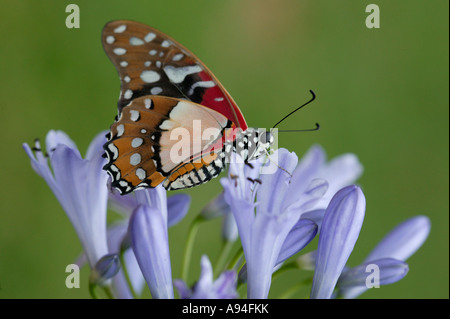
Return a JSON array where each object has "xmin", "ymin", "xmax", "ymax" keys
[{"xmin": 102, "ymin": 20, "xmax": 274, "ymax": 194}]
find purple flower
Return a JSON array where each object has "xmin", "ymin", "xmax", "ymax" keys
[
  {"xmin": 105, "ymin": 220, "xmax": 145, "ymax": 299},
  {"xmin": 174, "ymin": 255, "xmax": 238, "ymax": 299},
  {"xmin": 23, "ymin": 130, "xmax": 109, "ymax": 268},
  {"xmin": 310, "ymin": 185, "xmax": 366, "ymax": 299},
  {"xmin": 337, "ymin": 258, "xmax": 409, "ymax": 291},
  {"xmin": 221, "ymin": 149, "xmax": 328, "ymax": 298},
  {"xmin": 337, "ymin": 215, "xmax": 431, "ymax": 298},
  {"xmin": 128, "ymin": 186, "xmax": 184, "ymax": 299},
  {"xmin": 108, "ymin": 187, "xmax": 190, "ymax": 298},
  {"xmin": 90, "ymin": 253, "xmax": 121, "ymax": 286}
]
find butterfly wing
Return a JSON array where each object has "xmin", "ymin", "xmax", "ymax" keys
[
  {"xmin": 103, "ymin": 95, "xmax": 231, "ymax": 194},
  {"xmin": 102, "ymin": 20, "xmax": 248, "ymax": 130}
]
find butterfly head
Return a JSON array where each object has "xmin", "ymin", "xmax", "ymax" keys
[
  {"xmin": 250, "ymin": 129, "xmax": 274, "ymax": 160},
  {"xmin": 231, "ymin": 128, "xmax": 274, "ymax": 162}
]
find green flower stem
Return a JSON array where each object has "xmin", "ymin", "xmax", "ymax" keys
[
  {"xmin": 214, "ymin": 239, "xmax": 235, "ymax": 278},
  {"xmin": 89, "ymin": 282, "xmax": 99, "ymax": 299},
  {"xmin": 278, "ymin": 277, "xmax": 313, "ymax": 299},
  {"xmin": 181, "ymin": 215, "xmax": 205, "ymax": 282},
  {"xmin": 89, "ymin": 280, "xmax": 114, "ymax": 299},
  {"xmin": 227, "ymin": 246, "xmax": 244, "ymax": 271},
  {"xmin": 102, "ymin": 285, "xmax": 114, "ymax": 299},
  {"xmin": 119, "ymin": 248, "xmax": 139, "ymax": 299}
]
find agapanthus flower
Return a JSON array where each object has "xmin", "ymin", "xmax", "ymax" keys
[
  {"xmin": 221, "ymin": 148, "xmax": 328, "ymax": 298},
  {"xmin": 128, "ymin": 186, "xmax": 179, "ymax": 299},
  {"xmin": 174, "ymin": 255, "xmax": 238, "ymax": 299},
  {"xmin": 310, "ymin": 185, "xmax": 366, "ymax": 299},
  {"xmin": 108, "ymin": 187, "xmax": 191, "ymax": 298},
  {"xmin": 90, "ymin": 253, "xmax": 121, "ymax": 286},
  {"xmin": 23, "ymin": 130, "xmax": 109, "ymax": 269},
  {"xmin": 208, "ymin": 144, "xmax": 362, "ymax": 243},
  {"xmin": 337, "ymin": 215, "xmax": 431, "ymax": 298}
]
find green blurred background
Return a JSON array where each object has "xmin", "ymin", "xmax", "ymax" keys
[{"xmin": 0, "ymin": 0, "xmax": 448, "ymax": 298}]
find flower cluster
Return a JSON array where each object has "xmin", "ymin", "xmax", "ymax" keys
[{"xmin": 23, "ymin": 130, "xmax": 430, "ymax": 299}]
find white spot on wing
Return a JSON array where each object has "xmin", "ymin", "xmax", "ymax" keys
[
  {"xmin": 144, "ymin": 99, "xmax": 153, "ymax": 109},
  {"xmin": 198, "ymin": 169, "xmax": 206, "ymax": 180},
  {"xmin": 119, "ymin": 180, "xmax": 129, "ymax": 187},
  {"xmin": 140, "ymin": 70, "xmax": 160, "ymax": 83},
  {"xmin": 113, "ymin": 48, "xmax": 127, "ymax": 56},
  {"xmin": 132, "ymin": 138, "xmax": 143, "ymax": 148},
  {"xmin": 172, "ymin": 53, "xmax": 184, "ymax": 61},
  {"xmin": 117, "ymin": 124, "xmax": 125, "ymax": 137},
  {"xmin": 161, "ymin": 40, "xmax": 171, "ymax": 47},
  {"xmin": 159, "ymin": 120, "xmax": 176, "ymax": 130},
  {"xmin": 151, "ymin": 87, "xmax": 163, "ymax": 95},
  {"xmin": 114, "ymin": 25, "xmax": 127, "ymax": 33},
  {"xmin": 124, "ymin": 89, "xmax": 133, "ymax": 99},
  {"xmin": 129, "ymin": 37, "xmax": 144, "ymax": 45},
  {"xmin": 130, "ymin": 153, "xmax": 142, "ymax": 166},
  {"xmin": 136, "ymin": 168, "xmax": 146, "ymax": 180},
  {"xmin": 144, "ymin": 32, "xmax": 156, "ymax": 42},
  {"xmin": 120, "ymin": 61, "xmax": 128, "ymax": 67},
  {"xmin": 130, "ymin": 110, "xmax": 140, "ymax": 121},
  {"xmin": 163, "ymin": 65, "xmax": 202, "ymax": 84},
  {"xmin": 189, "ymin": 171, "xmax": 199, "ymax": 183},
  {"xmin": 106, "ymin": 36, "xmax": 115, "ymax": 44},
  {"xmin": 108, "ymin": 143, "xmax": 119, "ymax": 160},
  {"xmin": 188, "ymin": 81, "xmax": 215, "ymax": 95}
]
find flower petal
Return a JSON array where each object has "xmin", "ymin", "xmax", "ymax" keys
[
  {"xmin": 276, "ymin": 218, "xmax": 318, "ymax": 266},
  {"xmin": 288, "ymin": 145, "xmax": 326, "ymax": 199},
  {"xmin": 85, "ymin": 130, "xmax": 108, "ymax": 160},
  {"xmin": 338, "ymin": 258, "xmax": 409, "ymax": 290},
  {"xmin": 364, "ymin": 215, "xmax": 431, "ymax": 262},
  {"xmin": 106, "ymin": 221, "xmax": 145, "ymax": 299},
  {"xmin": 316, "ymin": 153, "xmax": 363, "ymax": 206},
  {"xmin": 310, "ymin": 185, "xmax": 366, "ymax": 299},
  {"xmin": 222, "ymin": 213, "xmax": 239, "ymax": 242},
  {"xmin": 50, "ymin": 143, "xmax": 109, "ymax": 267},
  {"xmin": 201, "ymin": 192, "xmax": 231, "ymax": 219},
  {"xmin": 221, "ymin": 181, "xmax": 255, "ymax": 253},
  {"xmin": 246, "ymin": 210, "xmax": 298, "ymax": 298},
  {"xmin": 174, "ymin": 255, "xmax": 238, "ymax": 299},
  {"xmin": 258, "ymin": 149, "xmax": 298, "ymax": 214},
  {"xmin": 91, "ymin": 253, "xmax": 121, "ymax": 286},
  {"xmin": 23, "ymin": 142, "xmax": 60, "ymax": 198},
  {"xmin": 300, "ymin": 209, "xmax": 326, "ymax": 230},
  {"xmin": 129, "ymin": 205, "xmax": 173, "ymax": 299},
  {"xmin": 167, "ymin": 194, "xmax": 191, "ymax": 227},
  {"xmin": 45, "ymin": 130, "xmax": 79, "ymax": 157}
]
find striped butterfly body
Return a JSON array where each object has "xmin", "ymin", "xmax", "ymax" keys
[{"xmin": 102, "ymin": 20, "xmax": 273, "ymax": 194}]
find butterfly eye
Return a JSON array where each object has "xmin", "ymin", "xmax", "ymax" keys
[{"xmin": 265, "ymin": 132, "xmax": 274, "ymax": 144}]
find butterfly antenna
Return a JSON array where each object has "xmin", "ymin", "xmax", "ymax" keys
[
  {"xmin": 271, "ymin": 90, "xmax": 317, "ymax": 130},
  {"xmin": 278, "ymin": 122, "xmax": 320, "ymax": 133}
]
